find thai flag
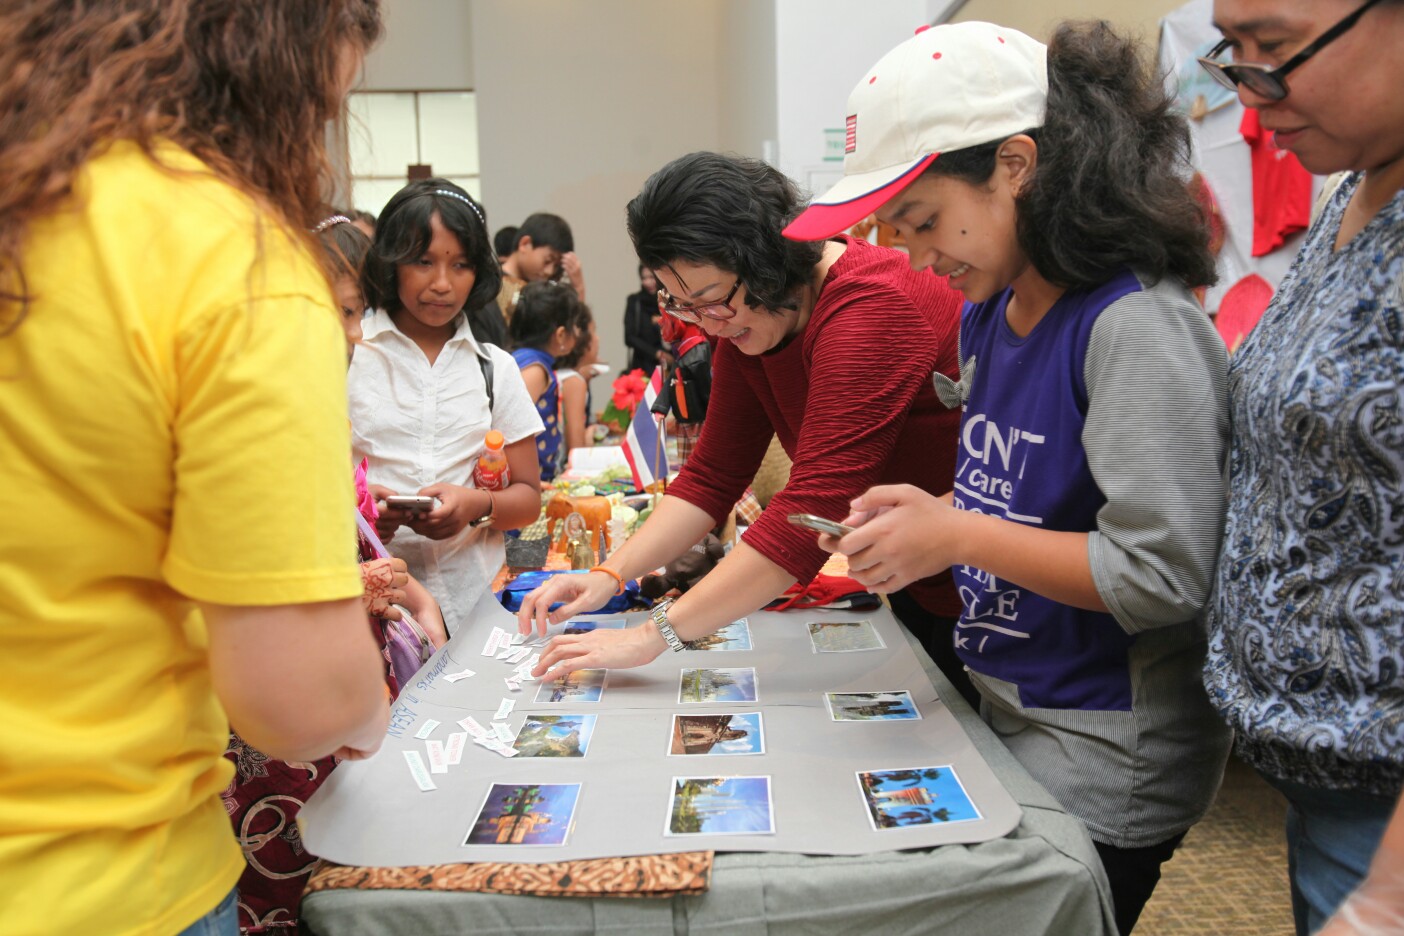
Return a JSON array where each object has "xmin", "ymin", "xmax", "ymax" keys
[{"xmin": 623, "ymin": 367, "xmax": 669, "ymax": 490}]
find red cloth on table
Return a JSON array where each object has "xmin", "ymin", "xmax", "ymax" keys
[
  {"xmin": 1240, "ymin": 108, "xmax": 1312, "ymax": 257},
  {"xmin": 666, "ymin": 235, "xmax": 964, "ymax": 617}
]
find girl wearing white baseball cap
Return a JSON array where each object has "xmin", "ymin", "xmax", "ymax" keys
[{"xmin": 793, "ymin": 20, "xmax": 1231, "ymax": 934}]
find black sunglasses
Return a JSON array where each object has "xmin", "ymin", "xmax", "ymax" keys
[{"xmin": 1198, "ymin": 0, "xmax": 1384, "ymax": 102}]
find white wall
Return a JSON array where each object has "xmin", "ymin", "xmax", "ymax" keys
[
  {"xmin": 773, "ymin": 0, "xmax": 949, "ymax": 200},
  {"xmin": 951, "ymin": 0, "xmax": 1186, "ymax": 42},
  {"xmin": 469, "ymin": 0, "xmax": 724, "ymax": 374},
  {"xmin": 717, "ymin": 0, "xmax": 778, "ymax": 161},
  {"xmin": 362, "ymin": 0, "xmax": 473, "ymax": 90}
]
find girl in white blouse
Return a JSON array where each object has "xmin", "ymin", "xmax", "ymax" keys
[{"xmin": 349, "ymin": 179, "xmax": 544, "ymax": 634}]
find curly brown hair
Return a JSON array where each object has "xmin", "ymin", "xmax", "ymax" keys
[{"xmin": 0, "ymin": 0, "xmax": 383, "ymax": 332}]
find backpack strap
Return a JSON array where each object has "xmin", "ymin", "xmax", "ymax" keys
[
  {"xmin": 476, "ymin": 343, "xmax": 496, "ymax": 414},
  {"xmin": 675, "ymin": 335, "xmax": 708, "ymax": 357}
]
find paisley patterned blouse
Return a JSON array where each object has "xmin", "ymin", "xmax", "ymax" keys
[{"xmin": 1206, "ymin": 173, "xmax": 1404, "ymax": 795}]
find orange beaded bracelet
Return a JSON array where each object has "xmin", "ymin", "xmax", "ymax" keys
[{"xmin": 590, "ymin": 565, "xmax": 626, "ymax": 595}]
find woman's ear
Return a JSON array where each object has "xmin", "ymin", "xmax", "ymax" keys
[{"xmin": 997, "ymin": 134, "xmax": 1039, "ymax": 197}]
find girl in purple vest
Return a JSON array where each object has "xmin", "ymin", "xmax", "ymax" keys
[{"xmin": 791, "ymin": 21, "xmax": 1230, "ymax": 935}]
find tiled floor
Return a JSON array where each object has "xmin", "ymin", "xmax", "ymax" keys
[{"xmin": 1136, "ymin": 756, "xmax": 1295, "ymax": 935}]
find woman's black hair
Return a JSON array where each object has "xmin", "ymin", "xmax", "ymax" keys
[
  {"xmin": 509, "ymin": 281, "xmax": 587, "ymax": 352},
  {"xmin": 317, "ymin": 221, "xmax": 371, "ymax": 280},
  {"xmin": 927, "ymin": 21, "xmax": 1217, "ymax": 291},
  {"xmin": 361, "ymin": 178, "xmax": 501, "ymax": 316},
  {"xmin": 553, "ymin": 299, "xmax": 595, "ymax": 370},
  {"xmin": 627, "ymin": 152, "xmax": 824, "ymax": 313}
]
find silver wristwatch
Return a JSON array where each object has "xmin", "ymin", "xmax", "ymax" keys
[{"xmin": 650, "ymin": 599, "xmax": 688, "ymax": 653}]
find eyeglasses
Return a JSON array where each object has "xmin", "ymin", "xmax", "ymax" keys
[
  {"xmin": 656, "ymin": 279, "xmax": 743, "ymax": 323},
  {"xmin": 1198, "ymin": 0, "xmax": 1383, "ymax": 102}
]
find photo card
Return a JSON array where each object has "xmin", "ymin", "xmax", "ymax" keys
[
  {"xmin": 686, "ymin": 618, "xmax": 753, "ymax": 651},
  {"xmin": 665, "ymin": 775, "xmax": 775, "ymax": 836},
  {"xmin": 857, "ymin": 765, "xmax": 981, "ymax": 829},
  {"xmin": 534, "ymin": 668, "xmax": 608, "ymax": 703},
  {"xmin": 465, "ymin": 782, "xmax": 582, "ymax": 846},
  {"xmin": 669, "ymin": 712, "xmax": 765, "ymax": 756},
  {"xmin": 562, "ymin": 619, "xmax": 629, "ymax": 635},
  {"xmin": 679, "ymin": 667, "xmax": 758, "ymax": 704},
  {"xmin": 825, "ymin": 690, "xmax": 922, "ymax": 722},
  {"xmin": 512, "ymin": 713, "xmax": 598, "ymax": 757},
  {"xmin": 807, "ymin": 619, "xmax": 886, "ymax": 653}
]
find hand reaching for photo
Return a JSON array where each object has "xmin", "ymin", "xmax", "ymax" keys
[
  {"xmin": 516, "ymin": 570, "xmax": 619, "ymax": 637},
  {"xmin": 530, "ymin": 624, "xmax": 667, "ymax": 678}
]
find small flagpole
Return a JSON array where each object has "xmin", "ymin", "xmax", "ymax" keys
[
  {"xmin": 652, "ymin": 365, "xmax": 667, "ymax": 499},
  {"xmin": 654, "ymin": 411, "xmax": 665, "ymax": 496}
]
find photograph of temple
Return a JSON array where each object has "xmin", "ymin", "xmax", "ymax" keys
[{"xmin": 670, "ymin": 712, "xmax": 765, "ymax": 756}]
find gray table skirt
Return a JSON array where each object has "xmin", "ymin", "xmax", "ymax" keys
[{"xmin": 302, "ymin": 625, "xmax": 1116, "ymax": 936}]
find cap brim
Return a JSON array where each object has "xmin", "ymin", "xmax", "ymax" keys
[{"xmin": 783, "ymin": 154, "xmax": 939, "ymax": 241}]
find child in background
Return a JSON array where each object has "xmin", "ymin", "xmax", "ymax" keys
[
  {"xmin": 496, "ymin": 212, "xmax": 583, "ymax": 322},
  {"xmin": 316, "ymin": 213, "xmax": 371, "ymax": 357},
  {"xmin": 510, "ymin": 281, "xmax": 587, "ymax": 484},
  {"xmin": 349, "ymin": 180, "xmax": 544, "ymax": 635},
  {"xmin": 493, "ymin": 225, "xmax": 518, "ymax": 265},
  {"xmin": 554, "ymin": 303, "xmax": 601, "ymax": 469}
]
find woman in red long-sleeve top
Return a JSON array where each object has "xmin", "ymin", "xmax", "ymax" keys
[{"xmin": 521, "ymin": 152, "xmax": 971, "ymax": 702}]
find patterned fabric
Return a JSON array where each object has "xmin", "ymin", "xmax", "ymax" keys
[
  {"xmin": 513, "ymin": 346, "xmax": 563, "ymax": 481},
  {"xmin": 221, "ymin": 739, "xmax": 333, "ymax": 932},
  {"xmin": 734, "ymin": 486, "xmax": 763, "ymax": 525},
  {"xmin": 673, "ymin": 420, "xmax": 702, "ymax": 466},
  {"xmin": 304, "ymin": 852, "xmax": 713, "ymax": 898},
  {"xmin": 1206, "ymin": 172, "xmax": 1404, "ymax": 795}
]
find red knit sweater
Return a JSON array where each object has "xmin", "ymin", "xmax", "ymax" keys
[{"xmin": 667, "ymin": 236, "xmax": 964, "ymax": 616}]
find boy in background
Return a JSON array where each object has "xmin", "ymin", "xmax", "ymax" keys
[{"xmin": 497, "ymin": 211, "xmax": 585, "ymax": 322}]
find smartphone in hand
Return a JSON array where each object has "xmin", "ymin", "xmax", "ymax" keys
[
  {"xmin": 787, "ymin": 513, "xmax": 856, "ymax": 538},
  {"xmin": 385, "ymin": 495, "xmax": 436, "ymax": 515}
]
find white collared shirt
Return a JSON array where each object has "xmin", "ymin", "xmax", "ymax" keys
[{"xmin": 349, "ymin": 310, "xmax": 543, "ymax": 634}]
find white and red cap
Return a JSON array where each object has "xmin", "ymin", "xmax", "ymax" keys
[{"xmin": 784, "ymin": 21, "xmax": 1048, "ymax": 241}]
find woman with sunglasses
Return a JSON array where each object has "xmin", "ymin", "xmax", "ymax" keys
[
  {"xmin": 1200, "ymin": 2, "xmax": 1404, "ymax": 934},
  {"xmin": 518, "ymin": 151, "xmax": 972, "ymax": 702}
]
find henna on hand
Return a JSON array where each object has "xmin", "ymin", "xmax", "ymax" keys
[{"xmin": 361, "ymin": 558, "xmax": 408, "ymax": 617}]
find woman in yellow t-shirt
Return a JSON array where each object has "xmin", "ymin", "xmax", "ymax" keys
[{"xmin": 0, "ymin": 3, "xmax": 390, "ymax": 935}]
